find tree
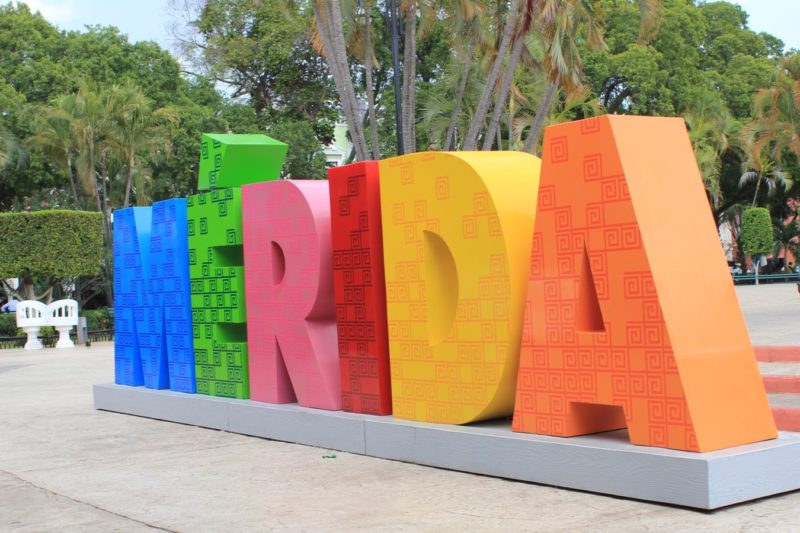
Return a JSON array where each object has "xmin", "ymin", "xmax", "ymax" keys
[
  {"xmin": 0, "ymin": 210, "xmax": 104, "ymax": 301},
  {"xmin": 773, "ymin": 213, "xmax": 799, "ymax": 266},
  {"xmin": 27, "ymin": 106, "xmax": 81, "ymax": 206},
  {"xmin": 0, "ymin": 120, "xmax": 17, "ymax": 169},
  {"xmin": 106, "ymin": 83, "xmax": 179, "ymax": 208},
  {"xmin": 307, "ymin": 0, "xmax": 369, "ymax": 161},
  {"xmin": 683, "ymin": 90, "xmax": 736, "ymax": 205},
  {"xmin": 741, "ymin": 207, "xmax": 773, "ymax": 284},
  {"xmin": 522, "ymin": 0, "xmax": 609, "ymax": 154},
  {"xmin": 739, "ymin": 154, "xmax": 792, "ymax": 207},
  {"xmin": 462, "ymin": 0, "xmax": 520, "ymax": 150}
]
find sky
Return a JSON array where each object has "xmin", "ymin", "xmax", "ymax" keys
[{"xmin": 13, "ymin": 0, "xmax": 800, "ymax": 54}]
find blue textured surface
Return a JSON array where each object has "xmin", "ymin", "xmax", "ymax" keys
[
  {"xmin": 113, "ymin": 208, "xmax": 151, "ymax": 387},
  {"xmin": 113, "ymin": 202, "xmax": 196, "ymax": 392},
  {"xmin": 149, "ymin": 199, "xmax": 196, "ymax": 393}
]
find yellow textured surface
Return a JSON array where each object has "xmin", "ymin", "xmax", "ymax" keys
[{"xmin": 379, "ymin": 152, "xmax": 541, "ymax": 424}]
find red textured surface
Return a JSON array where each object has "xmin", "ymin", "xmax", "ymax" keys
[
  {"xmin": 328, "ymin": 162, "xmax": 392, "ymax": 415},
  {"xmin": 755, "ymin": 346, "xmax": 800, "ymax": 362},
  {"xmin": 763, "ymin": 376, "xmax": 800, "ymax": 394},
  {"xmin": 242, "ymin": 180, "xmax": 341, "ymax": 410},
  {"xmin": 772, "ymin": 408, "xmax": 800, "ymax": 432}
]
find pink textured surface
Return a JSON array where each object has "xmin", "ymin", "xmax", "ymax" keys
[{"xmin": 242, "ymin": 180, "xmax": 341, "ymax": 410}]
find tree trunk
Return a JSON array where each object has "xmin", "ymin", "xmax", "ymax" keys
[
  {"xmin": 444, "ymin": 40, "xmax": 474, "ymax": 151},
  {"xmin": 754, "ymin": 255, "xmax": 760, "ymax": 285},
  {"xmin": 523, "ymin": 81, "xmax": 558, "ymax": 154},
  {"xmin": 463, "ymin": 0, "xmax": 521, "ymax": 150},
  {"xmin": 123, "ymin": 152, "xmax": 135, "ymax": 208},
  {"xmin": 401, "ymin": 0, "xmax": 417, "ymax": 153},
  {"xmin": 65, "ymin": 153, "xmax": 79, "ymax": 206},
  {"xmin": 331, "ymin": 0, "xmax": 370, "ymax": 161},
  {"xmin": 314, "ymin": 1, "xmax": 369, "ymax": 161},
  {"xmin": 752, "ymin": 177, "xmax": 762, "ymax": 207},
  {"xmin": 482, "ymin": 27, "xmax": 526, "ymax": 151},
  {"xmin": 364, "ymin": 2, "xmax": 380, "ymax": 159}
]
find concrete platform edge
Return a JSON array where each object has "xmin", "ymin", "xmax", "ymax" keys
[{"xmin": 92, "ymin": 383, "xmax": 800, "ymax": 510}]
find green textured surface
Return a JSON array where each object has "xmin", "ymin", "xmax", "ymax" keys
[
  {"xmin": 187, "ymin": 188, "xmax": 249, "ymax": 399},
  {"xmin": 198, "ymin": 133, "xmax": 288, "ymax": 191}
]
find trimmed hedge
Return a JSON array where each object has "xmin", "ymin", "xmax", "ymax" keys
[
  {"xmin": 741, "ymin": 207, "xmax": 773, "ymax": 257},
  {"xmin": 0, "ymin": 210, "xmax": 104, "ymax": 280}
]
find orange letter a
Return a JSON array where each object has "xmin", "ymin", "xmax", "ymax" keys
[{"xmin": 512, "ymin": 116, "xmax": 776, "ymax": 452}]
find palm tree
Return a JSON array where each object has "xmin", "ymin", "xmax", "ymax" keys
[
  {"xmin": 462, "ymin": 0, "xmax": 521, "ymax": 150},
  {"xmin": 683, "ymin": 91, "xmax": 737, "ymax": 206},
  {"xmin": 28, "ymin": 106, "xmax": 81, "ymax": 205},
  {"xmin": 741, "ymin": 63, "xmax": 800, "ymax": 170},
  {"xmin": 362, "ymin": 0, "xmax": 381, "ymax": 158},
  {"xmin": 521, "ymin": 0, "xmax": 607, "ymax": 154},
  {"xmin": 442, "ymin": 1, "xmax": 483, "ymax": 150},
  {"xmin": 739, "ymin": 154, "xmax": 792, "ymax": 207},
  {"xmin": 0, "ymin": 121, "xmax": 17, "ymax": 169},
  {"xmin": 106, "ymin": 83, "xmax": 178, "ymax": 208},
  {"xmin": 521, "ymin": 0, "xmax": 662, "ymax": 154},
  {"xmin": 312, "ymin": 0, "xmax": 370, "ymax": 161}
]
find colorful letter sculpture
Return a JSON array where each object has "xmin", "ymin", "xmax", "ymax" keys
[
  {"xmin": 328, "ymin": 162, "xmax": 392, "ymax": 415},
  {"xmin": 512, "ymin": 115, "xmax": 776, "ymax": 452},
  {"xmin": 188, "ymin": 189, "xmax": 249, "ymax": 398},
  {"xmin": 149, "ymin": 199, "xmax": 196, "ymax": 393},
  {"xmin": 243, "ymin": 180, "xmax": 340, "ymax": 409},
  {"xmin": 113, "ymin": 203, "xmax": 196, "ymax": 392},
  {"xmin": 199, "ymin": 133, "xmax": 288, "ymax": 190},
  {"xmin": 379, "ymin": 152, "xmax": 541, "ymax": 424},
  {"xmin": 113, "ymin": 207, "xmax": 150, "ymax": 387}
]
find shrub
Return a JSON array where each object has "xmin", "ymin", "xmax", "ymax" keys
[
  {"xmin": 0, "ymin": 313, "xmax": 17, "ymax": 336},
  {"xmin": 0, "ymin": 210, "xmax": 104, "ymax": 299},
  {"xmin": 741, "ymin": 208, "xmax": 773, "ymax": 257},
  {"xmin": 82, "ymin": 307, "xmax": 113, "ymax": 330}
]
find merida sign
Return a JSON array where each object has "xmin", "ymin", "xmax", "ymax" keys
[{"xmin": 112, "ymin": 116, "xmax": 776, "ymax": 457}]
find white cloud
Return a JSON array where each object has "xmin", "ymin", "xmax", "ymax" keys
[{"xmin": 23, "ymin": 0, "xmax": 78, "ymax": 25}]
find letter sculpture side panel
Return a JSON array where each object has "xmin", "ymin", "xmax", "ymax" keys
[
  {"xmin": 188, "ymin": 189, "xmax": 249, "ymax": 399},
  {"xmin": 512, "ymin": 115, "xmax": 776, "ymax": 452},
  {"xmin": 113, "ymin": 207, "xmax": 151, "ymax": 387},
  {"xmin": 243, "ymin": 180, "xmax": 340, "ymax": 410},
  {"xmin": 379, "ymin": 152, "xmax": 540, "ymax": 424},
  {"xmin": 328, "ymin": 162, "xmax": 392, "ymax": 415},
  {"xmin": 150, "ymin": 199, "xmax": 196, "ymax": 393}
]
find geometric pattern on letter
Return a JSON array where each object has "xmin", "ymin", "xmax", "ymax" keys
[
  {"xmin": 198, "ymin": 133, "xmax": 287, "ymax": 191},
  {"xmin": 150, "ymin": 198, "xmax": 196, "ymax": 393},
  {"xmin": 512, "ymin": 115, "xmax": 777, "ymax": 452},
  {"xmin": 113, "ymin": 207, "xmax": 151, "ymax": 387},
  {"xmin": 328, "ymin": 161, "xmax": 392, "ymax": 415},
  {"xmin": 379, "ymin": 152, "xmax": 541, "ymax": 424},
  {"xmin": 187, "ymin": 188, "xmax": 249, "ymax": 399},
  {"xmin": 242, "ymin": 180, "xmax": 340, "ymax": 410}
]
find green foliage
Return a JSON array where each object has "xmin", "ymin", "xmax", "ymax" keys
[
  {"xmin": 0, "ymin": 210, "xmax": 104, "ymax": 280},
  {"xmin": 741, "ymin": 207, "xmax": 773, "ymax": 257},
  {"xmin": 0, "ymin": 313, "xmax": 17, "ymax": 336},
  {"xmin": 268, "ymin": 120, "xmax": 328, "ymax": 179},
  {"xmin": 81, "ymin": 307, "xmax": 114, "ymax": 330}
]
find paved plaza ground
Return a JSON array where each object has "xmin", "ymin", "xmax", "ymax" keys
[{"xmin": 1, "ymin": 283, "xmax": 799, "ymax": 532}]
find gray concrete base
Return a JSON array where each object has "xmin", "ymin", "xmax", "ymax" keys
[{"xmin": 93, "ymin": 383, "xmax": 800, "ymax": 510}]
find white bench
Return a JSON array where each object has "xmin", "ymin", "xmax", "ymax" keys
[
  {"xmin": 15, "ymin": 299, "xmax": 80, "ymax": 350},
  {"xmin": 16, "ymin": 300, "xmax": 48, "ymax": 350},
  {"xmin": 48, "ymin": 299, "xmax": 79, "ymax": 349}
]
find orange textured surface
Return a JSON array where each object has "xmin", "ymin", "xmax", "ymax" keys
[{"xmin": 512, "ymin": 115, "xmax": 777, "ymax": 452}]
